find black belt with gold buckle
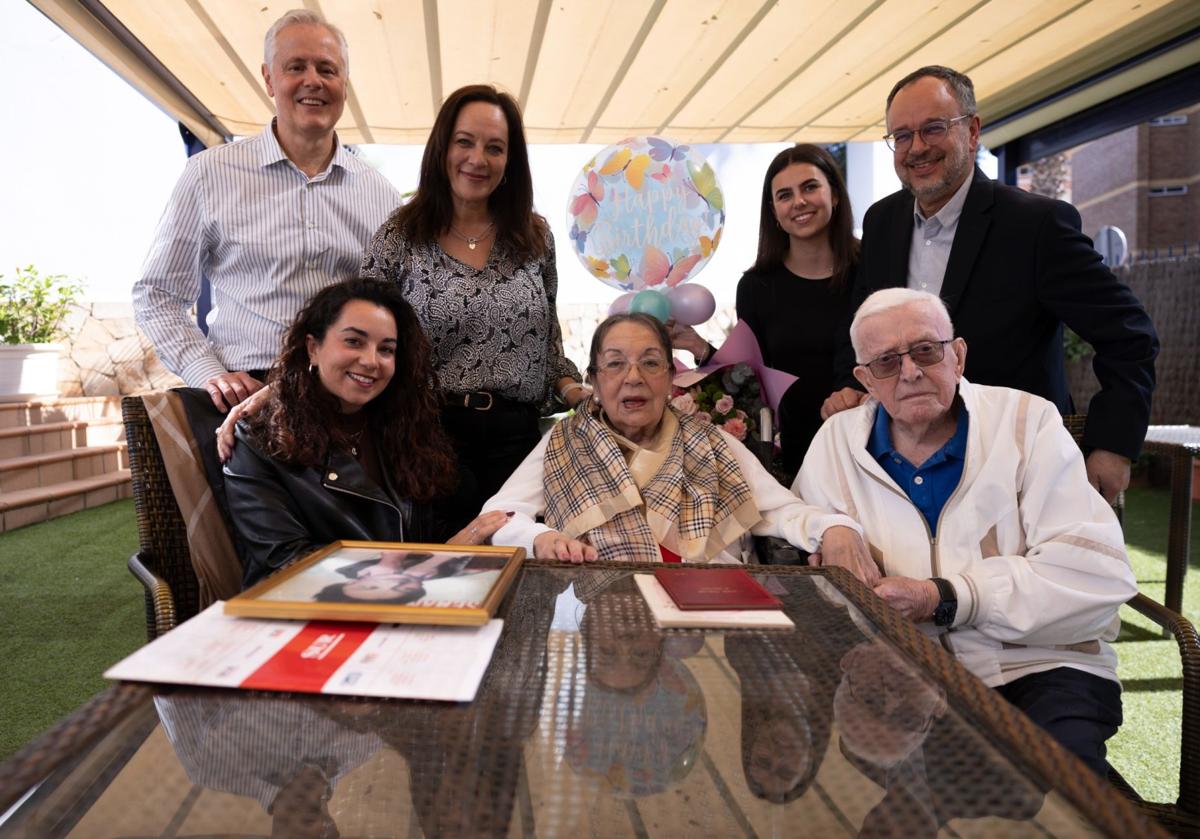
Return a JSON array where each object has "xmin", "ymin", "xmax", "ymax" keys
[{"xmin": 453, "ymin": 391, "xmax": 494, "ymax": 411}]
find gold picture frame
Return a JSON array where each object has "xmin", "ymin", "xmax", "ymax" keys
[{"xmin": 225, "ymin": 541, "xmax": 525, "ymax": 626}]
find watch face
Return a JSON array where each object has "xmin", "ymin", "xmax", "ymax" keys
[{"xmin": 933, "ymin": 601, "xmax": 957, "ymax": 627}]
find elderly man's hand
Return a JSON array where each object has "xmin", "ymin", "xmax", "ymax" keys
[
  {"xmin": 874, "ymin": 576, "xmax": 940, "ymax": 622},
  {"xmin": 810, "ymin": 525, "xmax": 881, "ymax": 586},
  {"xmin": 204, "ymin": 371, "xmax": 264, "ymax": 413},
  {"xmin": 1085, "ymin": 449, "xmax": 1131, "ymax": 505},
  {"xmin": 533, "ymin": 530, "xmax": 598, "ymax": 563},
  {"xmin": 820, "ymin": 387, "xmax": 867, "ymax": 420}
]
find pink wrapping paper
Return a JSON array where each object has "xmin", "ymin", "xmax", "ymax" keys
[{"xmin": 672, "ymin": 320, "xmax": 797, "ymax": 415}]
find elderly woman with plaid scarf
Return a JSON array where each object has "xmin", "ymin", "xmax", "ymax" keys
[{"xmin": 484, "ymin": 313, "xmax": 878, "ymax": 579}]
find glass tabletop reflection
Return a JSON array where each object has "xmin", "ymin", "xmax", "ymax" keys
[{"xmin": 4, "ymin": 566, "xmax": 1112, "ymax": 838}]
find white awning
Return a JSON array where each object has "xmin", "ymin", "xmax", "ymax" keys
[{"xmin": 29, "ymin": 0, "xmax": 1200, "ymax": 148}]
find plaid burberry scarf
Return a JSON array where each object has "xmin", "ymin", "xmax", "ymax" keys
[{"xmin": 543, "ymin": 398, "xmax": 761, "ymax": 562}]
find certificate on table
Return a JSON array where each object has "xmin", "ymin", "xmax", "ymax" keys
[{"xmin": 105, "ymin": 602, "xmax": 503, "ymax": 702}]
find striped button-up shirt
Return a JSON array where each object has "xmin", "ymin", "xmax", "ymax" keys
[{"xmin": 133, "ymin": 125, "xmax": 402, "ymax": 386}]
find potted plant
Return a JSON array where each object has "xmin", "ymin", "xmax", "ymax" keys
[{"xmin": 0, "ymin": 265, "xmax": 83, "ymax": 402}]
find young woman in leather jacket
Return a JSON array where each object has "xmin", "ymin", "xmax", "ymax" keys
[{"xmin": 223, "ymin": 278, "xmax": 508, "ymax": 587}]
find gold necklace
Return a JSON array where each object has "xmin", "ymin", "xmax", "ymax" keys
[{"xmin": 448, "ymin": 221, "xmax": 495, "ymax": 250}]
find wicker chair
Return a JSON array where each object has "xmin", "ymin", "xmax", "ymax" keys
[
  {"xmin": 122, "ymin": 394, "xmax": 205, "ymax": 640},
  {"xmin": 1063, "ymin": 415, "xmax": 1200, "ymax": 831}
]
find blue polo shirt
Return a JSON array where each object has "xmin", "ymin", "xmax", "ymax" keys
[{"xmin": 867, "ymin": 403, "xmax": 969, "ymax": 536}]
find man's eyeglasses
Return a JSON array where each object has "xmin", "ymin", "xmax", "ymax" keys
[
  {"xmin": 883, "ymin": 114, "xmax": 972, "ymax": 152},
  {"xmin": 859, "ymin": 340, "xmax": 951, "ymax": 379},
  {"xmin": 595, "ymin": 353, "xmax": 670, "ymax": 378}
]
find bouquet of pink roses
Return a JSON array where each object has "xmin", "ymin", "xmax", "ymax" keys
[{"xmin": 670, "ymin": 362, "xmax": 765, "ymax": 443}]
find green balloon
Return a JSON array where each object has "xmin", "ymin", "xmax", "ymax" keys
[{"xmin": 629, "ymin": 289, "xmax": 671, "ymax": 323}]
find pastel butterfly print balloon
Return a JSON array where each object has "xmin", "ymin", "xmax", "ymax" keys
[
  {"xmin": 570, "ymin": 170, "xmax": 604, "ymax": 229},
  {"xmin": 648, "ymin": 137, "xmax": 690, "ymax": 162},
  {"xmin": 642, "ymin": 245, "xmax": 702, "ymax": 288},
  {"xmin": 599, "ymin": 147, "xmax": 652, "ymax": 191}
]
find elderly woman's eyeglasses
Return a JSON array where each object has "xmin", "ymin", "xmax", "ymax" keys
[
  {"xmin": 595, "ymin": 352, "xmax": 670, "ymax": 378},
  {"xmin": 859, "ymin": 340, "xmax": 951, "ymax": 379},
  {"xmin": 883, "ymin": 115, "xmax": 972, "ymax": 152}
]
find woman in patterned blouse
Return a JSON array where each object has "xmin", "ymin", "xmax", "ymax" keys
[{"xmin": 361, "ymin": 85, "xmax": 589, "ymax": 512}]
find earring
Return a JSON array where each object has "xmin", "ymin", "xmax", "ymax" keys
[
  {"xmin": 308, "ymin": 363, "xmax": 316, "ymax": 375},
  {"xmin": 501, "ymin": 173, "xmax": 508, "ymax": 186}
]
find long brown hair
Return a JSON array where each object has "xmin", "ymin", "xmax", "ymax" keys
[
  {"xmin": 250, "ymin": 278, "xmax": 457, "ymax": 501},
  {"xmin": 389, "ymin": 84, "xmax": 548, "ymax": 260},
  {"xmin": 752, "ymin": 144, "xmax": 859, "ymax": 291}
]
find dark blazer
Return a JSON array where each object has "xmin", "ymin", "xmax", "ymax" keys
[
  {"xmin": 836, "ymin": 167, "xmax": 1158, "ymax": 460},
  {"xmin": 224, "ymin": 424, "xmax": 450, "ymax": 588}
]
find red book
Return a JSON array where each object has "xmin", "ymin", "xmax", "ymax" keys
[{"xmin": 653, "ymin": 567, "xmax": 782, "ymax": 611}]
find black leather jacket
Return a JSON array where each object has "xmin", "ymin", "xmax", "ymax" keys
[{"xmin": 223, "ymin": 423, "xmax": 451, "ymax": 588}]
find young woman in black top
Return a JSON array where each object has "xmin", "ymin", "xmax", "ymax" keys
[{"xmin": 672, "ymin": 144, "xmax": 857, "ymax": 477}]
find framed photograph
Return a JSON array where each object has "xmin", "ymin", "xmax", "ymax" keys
[{"xmin": 225, "ymin": 541, "xmax": 525, "ymax": 626}]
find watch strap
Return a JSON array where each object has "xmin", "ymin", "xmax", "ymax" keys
[{"xmin": 930, "ymin": 576, "xmax": 958, "ymax": 627}]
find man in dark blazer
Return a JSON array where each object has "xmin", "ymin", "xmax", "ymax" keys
[{"xmin": 824, "ymin": 66, "xmax": 1158, "ymax": 504}]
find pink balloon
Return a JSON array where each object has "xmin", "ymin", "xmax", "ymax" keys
[
  {"xmin": 666, "ymin": 284, "xmax": 716, "ymax": 326},
  {"xmin": 608, "ymin": 291, "xmax": 636, "ymax": 316}
]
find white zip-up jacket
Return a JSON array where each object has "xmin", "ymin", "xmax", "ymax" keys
[{"xmin": 795, "ymin": 378, "xmax": 1136, "ymax": 687}]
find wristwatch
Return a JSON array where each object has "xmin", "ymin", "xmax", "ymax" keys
[{"xmin": 929, "ymin": 577, "xmax": 958, "ymax": 627}]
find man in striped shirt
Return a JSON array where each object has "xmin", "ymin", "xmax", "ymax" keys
[{"xmin": 133, "ymin": 9, "xmax": 401, "ymax": 412}]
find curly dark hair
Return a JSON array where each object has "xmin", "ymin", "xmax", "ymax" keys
[
  {"xmin": 388, "ymin": 84, "xmax": 548, "ymax": 261},
  {"xmin": 752, "ymin": 144, "xmax": 859, "ymax": 292},
  {"xmin": 250, "ymin": 278, "xmax": 457, "ymax": 501}
]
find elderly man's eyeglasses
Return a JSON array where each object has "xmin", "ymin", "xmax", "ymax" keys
[
  {"xmin": 859, "ymin": 340, "xmax": 951, "ymax": 378},
  {"xmin": 883, "ymin": 115, "xmax": 972, "ymax": 152},
  {"xmin": 595, "ymin": 352, "xmax": 670, "ymax": 378}
]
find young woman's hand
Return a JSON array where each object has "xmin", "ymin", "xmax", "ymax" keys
[
  {"xmin": 448, "ymin": 510, "xmax": 513, "ymax": 545},
  {"xmin": 533, "ymin": 530, "xmax": 598, "ymax": 563},
  {"xmin": 665, "ymin": 319, "xmax": 713, "ymax": 364},
  {"xmin": 216, "ymin": 384, "xmax": 273, "ymax": 462}
]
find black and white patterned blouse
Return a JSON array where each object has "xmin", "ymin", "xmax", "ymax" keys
[{"xmin": 361, "ymin": 220, "xmax": 581, "ymax": 407}]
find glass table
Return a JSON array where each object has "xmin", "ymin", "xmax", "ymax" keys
[{"xmin": 0, "ymin": 564, "xmax": 1159, "ymax": 838}]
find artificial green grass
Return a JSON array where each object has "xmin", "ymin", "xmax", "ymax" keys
[
  {"xmin": 0, "ymin": 499, "xmax": 143, "ymax": 760},
  {"xmin": 1107, "ymin": 486, "xmax": 1200, "ymax": 805},
  {"xmin": 0, "ymin": 489, "xmax": 1196, "ymax": 805}
]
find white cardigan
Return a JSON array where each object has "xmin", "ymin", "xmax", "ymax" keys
[
  {"xmin": 795, "ymin": 379, "xmax": 1136, "ymax": 687},
  {"xmin": 485, "ymin": 424, "xmax": 860, "ymax": 564}
]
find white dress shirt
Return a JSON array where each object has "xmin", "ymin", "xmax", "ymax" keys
[
  {"xmin": 133, "ymin": 124, "xmax": 402, "ymax": 386},
  {"xmin": 906, "ymin": 172, "xmax": 973, "ymax": 296}
]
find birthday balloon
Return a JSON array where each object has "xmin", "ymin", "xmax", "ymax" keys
[
  {"xmin": 629, "ymin": 289, "xmax": 671, "ymax": 323},
  {"xmin": 608, "ymin": 291, "xmax": 636, "ymax": 316},
  {"xmin": 666, "ymin": 283, "xmax": 716, "ymax": 326},
  {"xmin": 566, "ymin": 136, "xmax": 725, "ymax": 293}
]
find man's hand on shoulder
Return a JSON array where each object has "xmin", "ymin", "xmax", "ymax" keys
[
  {"xmin": 820, "ymin": 387, "xmax": 867, "ymax": 420},
  {"xmin": 205, "ymin": 371, "xmax": 265, "ymax": 413},
  {"xmin": 1085, "ymin": 449, "xmax": 1131, "ymax": 505}
]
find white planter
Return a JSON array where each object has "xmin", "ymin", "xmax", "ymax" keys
[{"xmin": 0, "ymin": 343, "xmax": 62, "ymax": 402}]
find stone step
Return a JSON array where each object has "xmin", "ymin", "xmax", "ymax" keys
[
  {"xmin": 0, "ymin": 396, "xmax": 124, "ymax": 429},
  {"xmin": 0, "ymin": 417, "xmax": 125, "ymax": 459},
  {"xmin": 0, "ymin": 444, "xmax": 129, "ymax": 495},
  {"xmin": 0, "ymin": 470, "xmax": 132, "ymax": 532}
]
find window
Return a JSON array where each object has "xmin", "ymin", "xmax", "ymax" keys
[{"xmin": 1148, "ymin": 185, "xmax": 1188, "ymax": 197}]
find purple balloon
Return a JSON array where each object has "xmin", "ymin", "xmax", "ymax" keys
[
  {"xmin": 608, "ymin": 291, "xmax": 637, "ymax": 316},
  {"xmin": 667, "ymin": 283, "xmax": 716, "ymax": 326}
]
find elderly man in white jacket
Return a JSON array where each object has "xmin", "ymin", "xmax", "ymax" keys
[{"xmin": 795, "ymin": 288, "xmax": 1136, "ymax": 776}]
